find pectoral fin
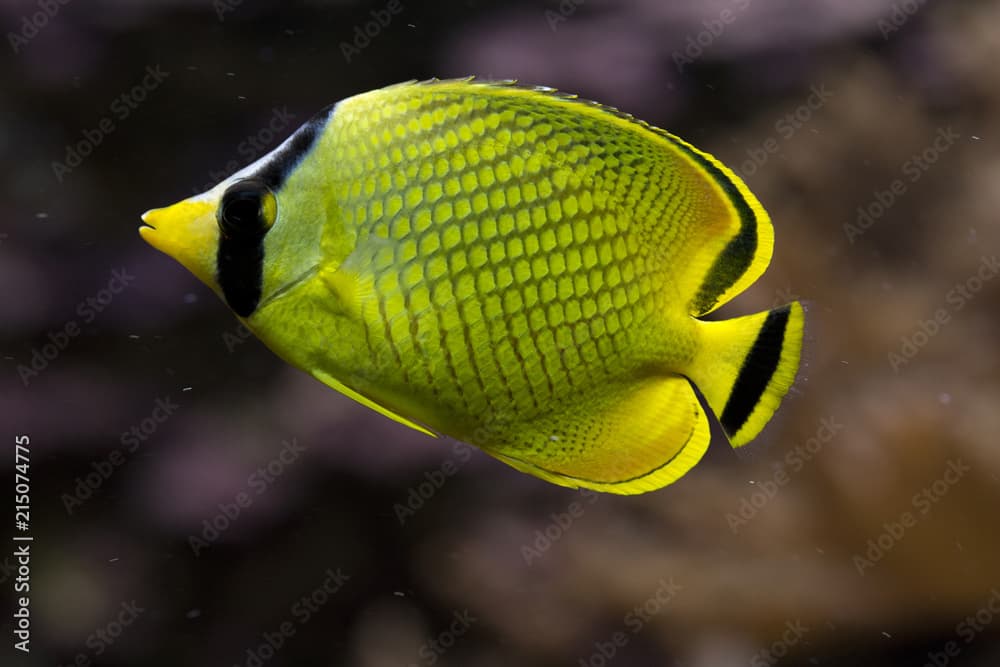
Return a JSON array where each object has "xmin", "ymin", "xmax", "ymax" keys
[{"xmin": 312, "ymin": 368, "xmax": 438, "ymax": 438}]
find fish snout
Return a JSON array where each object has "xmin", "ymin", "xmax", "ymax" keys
[{"xmin": 138, "ymin": 198, "xmax": 220, "ymax": 288}]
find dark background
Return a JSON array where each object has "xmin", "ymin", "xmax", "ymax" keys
[{"xmin": 4, "ymin": 0, "xmax": 1000, "ymax": 665}]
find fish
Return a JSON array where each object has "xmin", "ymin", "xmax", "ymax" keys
[{"xmin": 140, "ymin": 79, "xmax": 804, "ymax": 495}]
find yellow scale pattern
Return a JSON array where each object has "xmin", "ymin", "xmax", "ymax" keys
[{"xmin": 329, "ymin": 84, "xmax": 705, "ymax": 434}]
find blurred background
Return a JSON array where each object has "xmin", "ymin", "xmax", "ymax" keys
[{"xmin": 3, "ymin": 0, "xmax": 1000, "ymax": 665}]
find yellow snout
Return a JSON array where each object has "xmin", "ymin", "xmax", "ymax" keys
[{"xmin": 140, "ymin": 198, "xmax": 220, "ymax": 288}]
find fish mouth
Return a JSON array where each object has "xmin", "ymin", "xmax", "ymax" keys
[
  {"xmin": 138, "ymin": 209, "xmax": 157, "ymax": 234},
  {"xmin": 257, "ymin": 264, "xmax": 320, "ymax": 310}
]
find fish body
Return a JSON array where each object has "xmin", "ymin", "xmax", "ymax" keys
[{"xmin": 141, "ymin": 79, "xmax": 804, "ymax": 494}]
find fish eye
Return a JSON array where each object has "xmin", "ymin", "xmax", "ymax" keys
[{"xmin": 217, "ymin": 178, "xmax": 276, "ymax": 239}]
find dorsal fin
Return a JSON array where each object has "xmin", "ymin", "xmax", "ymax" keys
[{"xmin": 401, "ymin": 78, "xmax": 774, "ymax": 314}]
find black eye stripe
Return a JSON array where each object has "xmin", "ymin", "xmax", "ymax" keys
[
  {"xmin": 217, "ymin": 234, "xmax": 265, "ymax": 318},
  {"xmin": 213, "ymin": 107, "xmax": 330, "ymax": 318},
  {"xmin": 218, "ymin": 179, "xmax": 268, "ymax": 239},
  {"xmin": 216, "ymin": 180, "xmax": 269, "ymax": 317},
  {"xmin": 223, "ymin": 192, "xmax": 260, "ymax": 223}
]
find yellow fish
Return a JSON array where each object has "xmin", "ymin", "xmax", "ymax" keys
[{"xmin": 140, "ymin": 79, "xmax": 804, "ymax": 494}]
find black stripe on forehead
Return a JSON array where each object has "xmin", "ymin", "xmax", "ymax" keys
[{"xmin": 255, "ymin": 104, "xmax": 333, "ymax": 190}]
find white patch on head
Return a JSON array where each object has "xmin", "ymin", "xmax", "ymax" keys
[
  {"xmin": 186, "ymin": 149, "xmax": 278, "ymax": 205},
  {"xmin": 189, "ymin": 102, "xmax": 340, "ymax": 204}
]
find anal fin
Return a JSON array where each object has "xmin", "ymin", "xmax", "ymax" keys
[{"xmin": 487, "ymin": 375, "xmax": 711, "ymax": 495}]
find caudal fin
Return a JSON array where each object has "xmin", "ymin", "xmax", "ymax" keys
[{"xmin": 685, "ymin": 302, "xmax": 804, "ymax": 447}]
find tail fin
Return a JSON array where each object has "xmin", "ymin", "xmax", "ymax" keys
[{"xmin": 685, "ymin": 302, "xmax": 804, "ymax": 447}]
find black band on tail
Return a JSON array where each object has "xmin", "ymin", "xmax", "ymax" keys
[{"xmin": 719, "ymin": 305, "xmax": 790, "ymax": 436}]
